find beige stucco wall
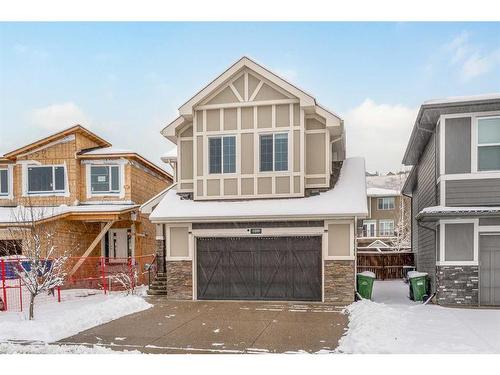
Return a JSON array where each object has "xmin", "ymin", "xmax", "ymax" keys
[
  {"xmin": 180, "ymin": 139, "xmax": 193, "ymax": 181},
  {"xmin": 306, "ymin": 132, "xmax": 326, "ymax": 175},
  {"xmin": 169, "ymin": 226, "xmax": 189, "ymax": 257},
  {"xmin": 275, "ymin": 176, "xmax": 290, "ymax": 194},
  {"xmin": 241, "ymin": 133, "xmax": 254, "ymax": 174},
  {"xmin": 328, "ymin": 224, "xmax": 351, "ymax": 257}
]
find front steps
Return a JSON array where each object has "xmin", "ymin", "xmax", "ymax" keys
[{"xmin": 146, "ymin": 272, "xmax": 168, "ymax": 295}]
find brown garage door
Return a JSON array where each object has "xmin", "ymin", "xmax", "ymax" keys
[{"xmin": 196, "ymin": 236, "xmax": 322, "ymax": 301}]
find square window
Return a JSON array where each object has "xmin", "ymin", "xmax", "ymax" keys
[
  {"xmin": 478, "ymin": 117, "xmax": 500, "ymax": 171},
  {"xmin": 90, "ymin": 165, "xmax": 120, "ymax": 194},
  {"xmin": 209, "ymin": 136, "xmax": 235, "ymax": 174},
  {"xmin": 259, "ymin": 133, "xmax": 288, "ymax": 172}
]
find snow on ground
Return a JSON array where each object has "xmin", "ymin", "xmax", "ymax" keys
[
  {"xmin": 0, "ymin": 342, "xmax": 139, "ymax": 354},
  {"xmin": 338, "ymin": 280, "xmax": 500, "ymax": 354},
  {"xmin": 0, "ymin": 287, "xmax": 151, "ymax": 343}
]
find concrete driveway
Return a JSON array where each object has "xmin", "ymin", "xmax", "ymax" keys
[{"xmin": 59, "ymin": 297, "xmax": 348, "ymax": 353}]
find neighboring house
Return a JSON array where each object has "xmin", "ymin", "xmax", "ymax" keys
[
  {"xmin": 356, "ymin": 187, "xmax": 411, "ymax": 252},
  {"xmin": 0, "ymin": 125, "xmax": 172, "ymax": 267},
  {"xmin": 142, "ymin": 57, "xmax": 368, "ymax": 304},
  {"xmin": 402, "ymin": 93, "xmax": 500, "ymax": 306}
]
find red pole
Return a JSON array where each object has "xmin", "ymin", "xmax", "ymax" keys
[
  {"xmin": 18, "ymin": 273, "xmax": 22, "ymax": 312},
  {"xmin": 1, "ymin": 260, "xmax": 7, "ymax": 311},
  {"xmin": 101, "ymin": 256, "xmax": 107, "ymax": 295},
  {"xmin": 128, "ymin": 257, "xmax": 134, "ymax": 290},
  {"xmin": 57, "ymin": 286, "xmax": 61, "ymax": 303}
]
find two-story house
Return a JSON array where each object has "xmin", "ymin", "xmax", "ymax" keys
[
  {"xmin": 142, "ymin": 57, "xmax": 368, "ymax": 304},
  {"xmin": 0, "ymin": 125, "xmax": 172, "ymax": 273},
  {"xmin": 402, "ymin": 94, "xmax": 500, "ymax": 306},
  {"xmin": 356, "ymin": 186, "xmax": 411, "ymax": 252}
]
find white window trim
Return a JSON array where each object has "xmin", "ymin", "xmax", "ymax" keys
[
  {"xmin": 323, "ymin": 220, "xmax": 355, "ymax": 261},
  {"xmin": 0, "ymin": 165, "xmax": 14, "ymax": 200},
  {"xmin": 379, "ymin": 219, "xmax": 395, "ymax": 236},
  {"xmin": 362, "ymin": 219, "xmax": 377, "ymax": 237},
  {"xmin": 22, "ymin": 162, "xmax": 69, "ymax": 197},
  {"xmin": 207, "ymin": 134, "xmax": 237, "ymax": 176},
  {"xmin": 437, "ymin": 219, "xmax": 479, "ymax": 266},
  {"xmin": 474, "ymin": 114, "xmax": 500, "ymax": 173},
  {"xmin": 377, "ymin": 197, "xmax": 395, "ymax": 210},
  {"xmin": 88, "ymin": 164, "xmax": 122, "ymax": 197},
  {"xmin": 84, "ymin": 160, "xmax": 126, "ymax": 199},
  {"xmin": 258, "ymin": 131, "xmax": 290, "ymax": 173}
]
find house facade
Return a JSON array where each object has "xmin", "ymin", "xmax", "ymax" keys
[
  {"xmin": 142, "ymin": 57, "xmax": 368, "ymax": 304},
  {"xmin": 0, "ymin": 125, "xmax": 172, "ymax": 271},
  {"xmin": 402, "ymin": 94, "xmax": 500, "ymax": 306}
]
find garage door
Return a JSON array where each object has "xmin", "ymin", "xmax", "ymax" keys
[
  {"xmin": 196, "ymin": 236, "xmax": 322, "ymax": 301},
  {"xmin": 480, "ymin": 235, "xmax": 500, "ymax": 306}
]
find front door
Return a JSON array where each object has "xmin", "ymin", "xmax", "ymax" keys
[
  {"xmin": 107, "ymin": 229, "xmax": 130, "ymax": 263},
  {"xmin": 480, "ymin": 234, "xmax": 500, "ymax": 306}
]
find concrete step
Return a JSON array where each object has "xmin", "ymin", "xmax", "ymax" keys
[
  {"xmin": 146, "ymin": 289, "xmax": 168, "ymax": 296},
  {"xmin": 151, "ymin": 281, "xmax": 168, "ymax": 286}
]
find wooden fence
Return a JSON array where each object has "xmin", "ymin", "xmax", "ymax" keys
[{"xmin": 357, "ymin": 252, "xmax": 414, "ymax": 280}]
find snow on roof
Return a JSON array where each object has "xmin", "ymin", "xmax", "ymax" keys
[
  {"xmin": 366, "ymin": 173, "xmax": 407, "ymax": 191},
  {"xmin": 0, "ymin": 204, "xmax": 138, "ymax": 224},
  {"xmin": 80, "ymin": 147, "xmax": 134, "ymax": 155},
  {"xmin": 162, "ymin": 147, "xmax": 177, "ymax": 159},
  {"xmin": 367, "ymin": 187, "xmax": 400, "ymax": 197},
  {"xmin": 149, "ymin": 157, "xmax": 368, "ymax": 222},
  {"xmin": 423, "ymin": 93, "xmax": 500, "ymax": 106},
  {"xmin": 417, "ymin": 206, "xmax": 500, "ymax": 220}
]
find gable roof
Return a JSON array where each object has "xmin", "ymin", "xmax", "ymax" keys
[
  {"xmin": 178, "ymin": 56, "xmax": 316, "ymax": 117},
  {"xmin": 367, "ymin": 240, "xmax": 391, "ymax": 248},
  {"xmin": 3, "ymin": 125, "xmax": 111, "ymax": 159},
  {"xmin": 161, "ymin": 56, "xmax": 342, "ymax": 144}
]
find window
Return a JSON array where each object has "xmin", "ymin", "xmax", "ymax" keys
[
  {"xmin": 379, "ymin": 220, "xmax": 395, "ymax": 236},
  {"xmin": 362, "ymin": 220, "xmax": 376, "ymax": 237},
  {"xmin": 27, "ymin": 165, "xmax": 65, "ymax": 194},
  {"xmin": 90, "ymin": 165, "xmax": 120, "ymax": 194},
  {"xmin": 377, "ymin": 197, "xmax": 395, "ymax": 210},
  {"xmin": 477, "ymin": 116, "xmax": 500, "ymax": 171},
  {"xmin": 209, "ymin": 136, "xmax": 236, "ymax": 174},
  {"xmin": 259, "ymin": 133, "xmax": 288, "ymax": 172},
  {"xmin": 0, "ymin": 168, "xmax": 8, "ymax": 196}
]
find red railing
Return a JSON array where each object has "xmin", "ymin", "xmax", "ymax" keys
[{"xmin": 0, "ymin": 254, "xmax": 157, "ymax": 313}]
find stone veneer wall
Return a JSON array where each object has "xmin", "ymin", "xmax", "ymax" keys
[
  {"xmin": 436, "ymin": 266, "xmax": 479, "ymax": 305},
  {"xmin": 324, "ymin": 260, "xmax": 355, "ymax": 304},
  {"xmin": 166, "ymin": 261, "xmax": 193, "ymax": 300}
]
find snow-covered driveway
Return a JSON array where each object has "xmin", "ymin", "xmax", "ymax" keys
[{"xmin": 338, "ymin": 280, "xmax": 500, "ymax": 354}]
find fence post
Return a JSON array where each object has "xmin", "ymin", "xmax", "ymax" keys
[
  {"xmin": 128, "ymin": 257, "xmax": 134, "ymax": 291},
  {"xmin": 1, "ymin": 260, "xmax": 7, "ymax": 311},
  {"xmin": 57, "ymin": 286, "xmax": 61, "ymax": 303},
  {"xmin": 101, "ymin": 256, "xmax": 107, "ymax": 295}
]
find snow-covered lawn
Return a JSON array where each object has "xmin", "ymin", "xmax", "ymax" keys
[
  {"xmin": 0, "ymin": 287, "xmax": 151, "ymax": 344},
  {"xmin": 338, "ymin": 280, "xmax": 500, "ymax": 354},
  {"xmin": 0, "ymin": 342, "xmax": 139, "ymax": 354}
]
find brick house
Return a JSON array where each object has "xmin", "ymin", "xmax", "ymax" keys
[
  {"xmin": 0, "ymin": 125, "xmax": 172, "ymax": 270},
  {"xmin": 142, "ymin": 57, "xmax": 368, "ymax": 303}
]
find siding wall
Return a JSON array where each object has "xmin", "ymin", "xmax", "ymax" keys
[
  {"xmin": 414, "ymin": 132, "xmax": 438, "ymax": 291},
  {"xmin": 446, "ymin": 179, "xmax": 500, "ymax": 206}
]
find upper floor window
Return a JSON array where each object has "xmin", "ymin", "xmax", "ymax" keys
[
  {"xmin": 379, "ymin": 220, "xmax": 395, "ymax": 236},
  {"xmin": 27, "ymin": 165, "xmax": 65, "ymax": 194},
  {"xmin": 477, "ymin": 116, "xmax": 500, "ymax": 171},
  {"xmin": 209, "ymin": 136, "xmax": 236, "ymax": 174},
  {"xmin": 0, "ymin": 168, "xmax": 9, "ymax": 196},
  {"xmin": 90, "ymin": 165, "xmax": 120, "ymax": 194},
  {"xmin": 260, "ymin": 133, "xmax": 288, "ymax": 172},
  {"xmin": 377, "ymin": 197, "xmax": 395, "ymax": 210}
]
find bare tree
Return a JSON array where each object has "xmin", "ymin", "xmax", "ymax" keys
[
  {"xmin": 390, "ymin": 173, "xmax": 411, "ymax": 252},
  {"xmin": 8, "ymin": 205, "xmax": 75, "ymax": 320},
  {"xmin": 109, "ymin": 269, "xmax": 138, "ymax": 295}
]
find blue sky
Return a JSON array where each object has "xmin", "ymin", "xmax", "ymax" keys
[{"xmin": 1, "ymin": 22, "xmax": 499, "ymax": 172}]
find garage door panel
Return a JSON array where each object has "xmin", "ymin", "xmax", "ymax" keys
[
  {"xmin": 227, "ymin": 250, "xmax": 257, "ymax": 299},
  {"xmin": 197, "ymin": 236, "xmax": 321, "ymax": 301}
]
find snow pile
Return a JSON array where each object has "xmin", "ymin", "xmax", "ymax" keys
[
  {"xmin": 0, "ymin": 342, "xmax": 139, "ymax": 354},
  {"xmin": 338, "ymin": 281, "xmax": 500, "ymax": 354},
  {"xmin": 0, "ymin": 291, "xmax": 151, "ymax": 342},
  {"xmin": 407, "ymin": 271, "xmax": 428, "ymax": 279}
]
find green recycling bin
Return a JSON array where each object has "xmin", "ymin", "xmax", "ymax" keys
[
  {"xmin": 357, "ymin": 272, "xmax": 376, "ymax": 300},
  {"xmin": 408, "ymin": 271, "xmax": 429, "ymax": 302}
]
